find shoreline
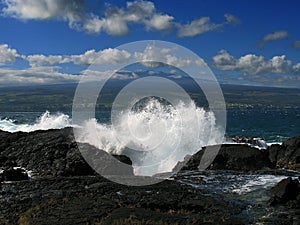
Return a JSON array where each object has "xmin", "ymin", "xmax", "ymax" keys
[{"xmin": 0, "ymin": 127, "xmax": 299, "ymax": 224}]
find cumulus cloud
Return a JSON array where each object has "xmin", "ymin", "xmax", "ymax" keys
[
  {"xmin": 1, "ymin": 0, "xmax": 85, "ymax": 28},
  {"xmin": 259, "ymin": 30, "xmax": 289, "ymax": 47},
  {"xmin": 0, "ymin": 42, "xmax": 213, "ymax": 84},
  {"xmin": 0, "ymin": 66, "xmax": 81, "ymax": 85},
  {"xmin": 82, "ymin": 1, "xmax": 173, "ymax": 35},
  {"xmin": 145, "ymin": 14, "xmax": 174, "ymax": 31},
  {"xmin": 25, "ymin": 45, "xmax": 205, "ymax": 68},
  {"xmin": 177, "ymin": 17, "xmax": 220, "ymax": 37},
  {"xmin": 177, "ymin": 14, "xmax": 239, "ymax": 37},
  {"xmin": 1, "ymin": 0, "xmax": 239, "ymax": 37},
  {"xmin": 26, "ymin": 54, "xmax": 68, "ymax": 67},
  {"xmin": 213, "ymin": 50, "xmax": 297, "ymax": 75},
  {"xmin": 0, "ymin": 44, "xmax": 19, "ymax": 64},
  {"xmin": 134, "ymin": 44, "xmax": 207, "ymax": 67},
  {"xmin": 26, "ymin": 48, "xmax": 131, "ymax": 67},
  {"xmin": 70, "ymin": 48, "xmax": 131, "ymax": 66},
  {"xmin": 293, "ymin": 62, "xmax": 300, "ymax": 71}
]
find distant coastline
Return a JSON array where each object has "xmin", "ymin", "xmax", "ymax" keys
[{"xmin": 1, "ymin": 82, "xmax": 300, "ymax": 112}]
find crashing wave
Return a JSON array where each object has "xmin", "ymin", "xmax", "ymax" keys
[{"xmin": 0, "ymin": 111, "xmax": 71, "ymax": 133}]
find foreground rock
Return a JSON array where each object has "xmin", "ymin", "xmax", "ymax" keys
[
  {"xmin": 269, "ymin": 136, "xmax": 300, "ymax": 171},
  {"xmin": 0, "ymin": 176, "xmax": 248, "ymax": 224},
  {"xmin": 0, "ymin": 128, "xmax": 248, "ymax": 224},
  {"xmin": 1, "ymin": 128, "xmax": 300, "ymax": 224},
  {"xmin": 178, "ymin": 144, "xmax": 273, "ymax": 172},
  {"xmin": 269, "ymin": 177, "xmax": 300, "ymax": 207},
  {"xmin": 0, "ymin": 128, "xmax": 133, "ymax": 178}
]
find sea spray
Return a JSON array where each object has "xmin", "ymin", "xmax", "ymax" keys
[
  {"xmin": 0, "ymin": 111, "xmax": 71, "ymax": 132},
  {"xmin": 0, "ymin": 100, "xmax": 224, "ymax": 176},
  {"xmin": 77, "ymin": 99, "xmax": 224, "ymax": 175}
]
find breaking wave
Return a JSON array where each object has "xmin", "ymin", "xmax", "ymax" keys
[
  {"xmin": 76, "ymin": 99, "xmax": 224, "ymax": 175},
  {"xmin": 0, "ymin": 100, "xmax": 224, "ymax": 176},
  {"xmin": 0, "ymin": 111, "xmax": 71, "ymax": 132}
]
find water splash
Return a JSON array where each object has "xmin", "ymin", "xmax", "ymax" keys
[
  {"xmin": 77, "ymin": 99, "xmax": 224, "ymax": 176},
  {"xmin": 0, "ymin": 111, "xmax": 71, "ymax": 132}
]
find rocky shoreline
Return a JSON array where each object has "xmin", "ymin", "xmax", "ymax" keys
[{"xmin": 0, "ymin": 128, "xmax": 299, "ymax": 224}]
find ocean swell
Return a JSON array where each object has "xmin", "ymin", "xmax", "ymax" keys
[{"xmin": 0, "ymin": 111, "xmax": 71, "ymax": 132}]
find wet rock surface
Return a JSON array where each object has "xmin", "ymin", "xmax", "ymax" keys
[
  {"xmin": 269, "ymin": 177, "xmax": 300, "ymax": 207},
  {"xmin": 269, "ymin": 136, "xmax": 300, "ymax": 171},
  {"xmin": 0, "ymin": 176, "xmax": 249, "ymax": 224},
  {"xmin": 0, "ymin": 128, "xmax": 133, "ymax": 178},
  {"xmin": 179, "ymin": 144, "xmax": 273, "ymax": 172},
  {"xmin": 1, "ymin": 128, "xmax": 300, "ymax": 224}
]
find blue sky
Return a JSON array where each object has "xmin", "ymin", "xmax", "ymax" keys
[{"xmin": 0, "ymin": 0, "xmax": 300, "ymax": 87}]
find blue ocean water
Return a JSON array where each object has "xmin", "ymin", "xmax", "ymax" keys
[
  {"xmin": 0, "ymin": 108, "xmax": 299, "ymax": 143},
  {"xmin": 226, "ymin": 108, "xmax": 300, "ymax": 143}
]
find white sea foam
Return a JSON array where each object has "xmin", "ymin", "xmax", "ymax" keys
[
  {"xmin": 76, "ymin": 99, "xmax": 224, "ymax": 176},
  {"xmin": 231, "ymin": 175, "xmax": 287, "ymax": 194},
  {"xmin": 0, "ymin": 100, "xmax": 224, "ymax": 176},
  {"xmin": 0, "ymin": 111, "xmax": 71, "ymax": 133}
]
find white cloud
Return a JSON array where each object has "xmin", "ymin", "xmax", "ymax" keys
[
  {"xmin": 145, "ymin": 14, "xmax": 174, "ymax": 31},
  {"xmin": 213, "ymin": 50, "xmax": 296, "ymax": 75},
  {"xmin": 293, "ymin": 62, "xmax": 300, "ymax": 71},
  {"xmin": 126, "ymin": 0, "xmax": 155, "ymax": 20},
  {"xmin": 259, "ymin": 30, "xmax": 289, "ymax": 47},
  {"xmin": 177, "ymin": 17, "xmax": 219, "ymax": 37},
  {"xmin": 26, "ymin": 48, "xmax": 131, "ymax": 67},
  {"xmin": 82, "ymin": 15, "xmax": 104, "ymax": 34},
  {"xmin": 1, "ymin": 0, "xmax": 85, "ymax": 28},
  {"xmin": 102, "ymin": 16, "xmax": 130, "ymax": 36},
  {"xmin": 0, "ymin": 44, "xmax": 19, "ymax": 64},
  {"xmin": 112, "ymin": 71, "xmax": 139, "ymax": 80},
  {"xmin": 168, "ymin": 74, "xmax": 182, "ymax": 79},
  {"xmin": 26, "ymin": 54, "xmax": 67, "ymax": 67},
  {"xmin": 169, "ymin": 69, "xmax": 178, "ymax": 74},
  {"xmin": 211, "ymin": 50, "xmax": 237, "ymax": 70},
  {"xmin": 25, "ymin": 45, "xmax": 205, "ymax": 68},
  {"xmin": 133, "ymin": 44, "xmax": 207, "ymax": 68},
  {"xmin": 0, "ymin": 66, "xmax": 80, "ymax": 85},
  {"xmin": 177, "ymin": 14, "xmax": 238, "ymax": 37},
  {"xmin": 82, "ymin": 1, "xmax": 173, "ymax": 35},
  {"xmin": 70, "ymin": 48, "xmax": 131, "ymax": 66},
  {"xmin": 1, "ymin": 0, "xmax": 239, "ymax": 37}
]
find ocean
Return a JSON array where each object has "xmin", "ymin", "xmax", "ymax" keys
[
  {"xmin": 1, "ymin": 108, "xmax": 299, "ymax": 143},
  {"xmin": 1, "ymin": 104, "xmax": 300, "ymax": 222}
]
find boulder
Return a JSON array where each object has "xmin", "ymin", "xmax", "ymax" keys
[
  {"xmin": 269, "ymin": 136, "xmax": 300, "ymax": 171},
  {"xmin": 0, "ymin": 128, "xmax": 133, "ymax": 178},
  {"xmin": 269, "ymin": 177, "xmax": 300, "ymax": 206},
  {"xmin": 179, "ymin": 144, "xmax": 273, "ymax": 172}
]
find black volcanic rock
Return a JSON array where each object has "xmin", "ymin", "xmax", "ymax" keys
[
  {"xmin": 0, "ymin": 128, "xmax": 133, "ymax": 178},
  {"xmin": 269, "ymin": 136, "xmax": 300, "ymax": 171},
  {"xmin": 269, "ymin": 177, "xmax": 300, "ymax": 206},
  {"xmin": 0, "ymin": 176, "xmax": 248, "ymax": 225},
  {"xmin": 2, "ymin": 167, "xmax": 29, "ymax": 181},
  {"xmin": 179, "ymin": 144, "xmax": 273, "ymax": 172},
  {"xmin": 231, "ymin": 136, "xmax": 268, "ymax": 149},
  {"xmin": 1, "ymin": 129, "xmax": 300, "ymax": 224},
  {"xmin": 112, "ymin": 154, "xmax": 132, "ymax": 165}
]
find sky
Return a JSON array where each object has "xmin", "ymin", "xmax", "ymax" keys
[{"xmin": 0, "ymin": 0, "xmax": 300, "ymax": 88}]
